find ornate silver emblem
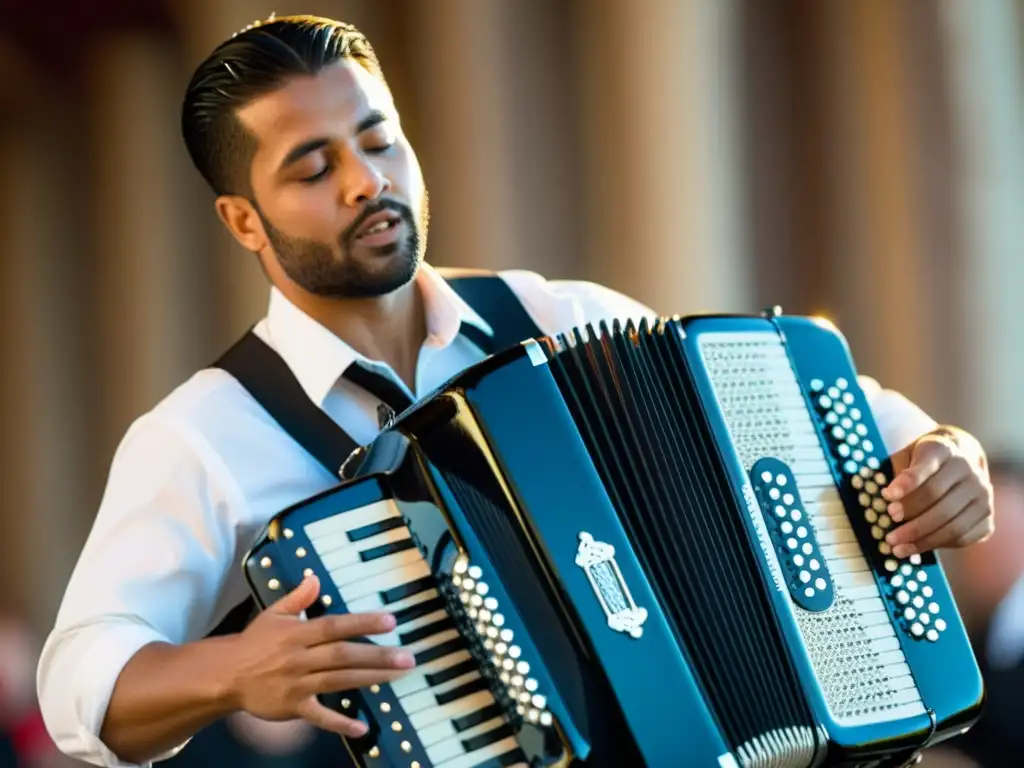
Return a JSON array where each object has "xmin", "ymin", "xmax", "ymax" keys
[{"xmin": 575, "ymin": 532, "xmax": 648, "ymax": 639}]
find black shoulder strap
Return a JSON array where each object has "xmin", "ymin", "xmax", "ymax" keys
[
  {"xmin": 442, "ymin": 271, "xmax": 544, "ymax": 351},
  {"xmin": 215, "ymin": 331, "xmax": 357, "ymax": 478}
]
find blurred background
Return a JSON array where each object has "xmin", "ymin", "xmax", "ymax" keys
[{"xmin": 0, "ymin": 0, "xmax": 1022, "ymax": 765}]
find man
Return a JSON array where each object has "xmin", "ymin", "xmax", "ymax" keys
[{"xmin": 36, "ymin": 14, "xmax": 996, "ymax": 768}]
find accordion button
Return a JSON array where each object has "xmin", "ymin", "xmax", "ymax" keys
[
  {"xmin": 260, "ymin": 557, "xmax": 272, "ymax": 568},
  {"xmin": 935, "ymin": 619, "xmax": 947, "ymax": 632}
]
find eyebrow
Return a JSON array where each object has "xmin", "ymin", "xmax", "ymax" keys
[{"xmin": 277, "ymin": 111, "xmax": 391, "ymax": 172}]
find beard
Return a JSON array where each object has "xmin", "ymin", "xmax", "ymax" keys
[{"xmin": 259, "ymin": 193, "xmax": 429, "ymax": 299}]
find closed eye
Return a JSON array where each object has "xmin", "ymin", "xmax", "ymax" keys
[{"xmin": 299, "ymin": 165, "xmax": 332, "ymax": 183}]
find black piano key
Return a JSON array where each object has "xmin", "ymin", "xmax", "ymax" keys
[
  {"xmin": 347, "ymin": 516, "xmax": 406, "ymax": 543},
  {"xmin": 381, "ymin": 576, "xmax": 434, "ymax": 604},
  {"xmin": 425, "ymin": 658, "xmax": 478, "ymax": 687},
  {"xmin": 415, "ymin": 636, "xmax": 466, "ymax": 666},
  {"xmin": 496, "ymin": 748, "xmax": 528, "ymax": 766},
  {"xmin": 393, "ymin": 595, "xmax": 445, "ymax": 626},
  {"xmin": 400, "ymin": 616, "xmax": 455, "ymax": 645},
  {"xmin": 436, "ymin": 676, "xmax": 490, "ymax": 706},
  {"xmin": 453, "ymin": 702, "xmax": 504, "ymax": 732},
  {"xmin": 462, "ymin": 721, "xmax": 514, "ymax": 752},
  {"xmin": 359, "ymin": 538, "xmax": 416, "ymax": 563}
]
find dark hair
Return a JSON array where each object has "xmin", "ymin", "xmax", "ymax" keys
[{"xmin": 181, "ymin": 14, "xmax": 384, "ymax": 196}]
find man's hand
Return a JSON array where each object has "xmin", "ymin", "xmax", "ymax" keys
[
  {"xmin": 881, "ymin": 427, "xmax": 994, "ymax": 558},
  {"xmin": 228, "ymin": 574, "xmax": 415, "ymax": 738}
]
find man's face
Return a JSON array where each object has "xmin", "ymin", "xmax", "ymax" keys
[{"xmin": 236, "ymin": 60, "xmax": 427, "ymax": 298}]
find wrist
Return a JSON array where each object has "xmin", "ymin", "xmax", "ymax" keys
[
  {"xmin": 203, "ymin": 634, "xmax": 247, "ymax": 714},
  {"xmin": 934, "ymin": 425, "xmax": 988, "ymax": 474}
]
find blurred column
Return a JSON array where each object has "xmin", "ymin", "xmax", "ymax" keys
[
  {"xmin": 575, "ymin": 0, "xmax": 752, "ymax": 314},
  {"xmin": 940, "ymin": 0, "xmax": 1024, "ymax": 459},
  {"xmin": 406, "ymin": 0, "xmax": 580, "ymax": 276},
  {"xmin": 817, "ymin": 1, "xmax": 939, "ymax": 413},
  {"xmin": 0, "ymin": 79, "xmax": 90, "ymax": 631},
  {"xmin": 86, "ymin": 34, "xmax": 207, "ymax": 467}
]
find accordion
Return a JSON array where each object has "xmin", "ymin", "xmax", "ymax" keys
[{"xmin": 243, "ymin": 311, "xmax": 984, "ymax": 768}]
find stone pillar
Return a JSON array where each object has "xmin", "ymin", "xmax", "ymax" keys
[
  {"xmin": 816, "ymin": 0, "xmax": 939, "ymax": 412},
  {"xmin": 575, "ymin": 0, "xmax": 753, "ymax": 314},
  {"xmin": 0, "ymin": 92, "xmax": 90, "ymax": 632},
  {"xmin": 939, "ymin": 0, "xmax": 1024, "ymax": 459}
]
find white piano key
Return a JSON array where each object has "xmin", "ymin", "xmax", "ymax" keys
[
  {"xmin": 803, "ymin": 500, "xmax": 848, "ymax": 519},
  {"xmin": 868, "ymin": 635, "xmax": 902, "ymax": 654},
  {"xmin": 819, "ymin": 542, "xmax": 864, "ymax": 562},
  {"xmin": 376, "ymin": 625, "xmax": 460, "ymax": 652},
  {"xmin": 797, "ymin": 473, "xmax": 840, "ymax": 489},
  {"xmin": 336, "ymin": 559, "xmax": 430, "ymax": 603},
  {"xmin": 813, "ymin": 528, "xmax": 857, "ymax": 547},
  {"xmin": 329, "ymin": 548, "xmax": 422, "ymax": 588},
  {"xmin": 825, "ymin": 556, "xmax": 871, "ymax": 576},
  {"xmin": 875, "ymin": 649, "xmax": 908, "ymax": 667},
  {"xmin": 389, "ymin": 650, "xmax": 473, "ymax": 698},
  {"xmin": 859, "ymin": 609, "xmax": 893, "ymax": 628},
  {"xmin": 346, "ymin": 587, "xmax": 440, "ymax": 616},
  {"xmin": 303, "ymin": 500, "xmax": 400, "ymax": 540},
  {"xmin": 434, "ymin": 736, "xmax": 521, "ymax": 768},
  {"xmin": 848, "ymin": 597, "xmax": 892, "ymax": 618},
  {"xmin": 864, "ymin": 623, "xmax": 898, "ymax": 641},
  {"xmin": 317, "ymin": 528, "xmax": 412, "ymax": 571},
  {"xmin": 400, "ymin": 671, "xmax": 481, "ymax": 715},
  {"xmin": 409, "ymin": 690, "xmax": 496, "ymax": 731},
  {"xmin": 426, "ymin": 718, "xmax": 508, "ymax": 764},
  {"xmin": 309, "ymin": 524, "xmax": 410, "ymax": 559},
  {"xmin": 396, "ymin": 609, "xmax": 450, "ymax": 636},
  {"xmin": 893, "ymin": 686, "xmax": 923, "ymax": 705},
  {"xmin": 842, "ymin": 584, "xmax": 884, "ymax": 602},
  {"xmin": 832, "ymin": 570, "xmax": 878, "ymax": 590},
  {"xmin": 889, "ymin": 674, "xmax": 918, "ymax": 691}
]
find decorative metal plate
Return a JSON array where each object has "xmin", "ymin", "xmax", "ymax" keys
[{"xmin": 575, "ymin": 532, "xmax": 648, "ymax": 639}]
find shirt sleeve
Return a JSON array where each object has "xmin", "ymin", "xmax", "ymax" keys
[
  {"xmin": 857, "ymin": 375, "xmax": 938, "ymax": 455},
  {"xmin": 36, "ymin": 415, "xmax": 243, "ymax": 767},
  {"xmin": 497, "ymin": 270, "xmax": 658, "ymax": 334}
]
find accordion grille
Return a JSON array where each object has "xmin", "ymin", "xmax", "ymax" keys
[
  {"xmin": 695, "ymin": 333, "xmax": 926, "ymax": 725},
  {"xmin": 437, "ymin": 470, "xmax": 602, "ymax": 747},
  {"xmin": 546, "ymin": 320, "xmax": 817, "ymax": 760}
]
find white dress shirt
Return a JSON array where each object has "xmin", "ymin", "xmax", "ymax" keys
[{"xmin": 36, "ymin": 264, "xmax": 938, "ymax": 767}]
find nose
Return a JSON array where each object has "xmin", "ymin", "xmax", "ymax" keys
[{"xmin": 341, "ymin": 153, "xmax": 390, "ymax": 207}]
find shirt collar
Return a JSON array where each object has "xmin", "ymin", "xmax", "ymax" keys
[{"xmin": 263, "ymin": 263, "xmax": 493, "ymax": 406}]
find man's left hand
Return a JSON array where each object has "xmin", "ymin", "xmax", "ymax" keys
[{"xmin": 881, "ymin": 427, "xmax": 994, "ymax": 558}]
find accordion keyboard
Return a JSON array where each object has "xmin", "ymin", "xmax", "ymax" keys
[
  {"xmin": 302, "ymin": 501, "xmax": 523, "ymax": 767},
  {"xmin": 697, "ymin": 332, "xmax": 927, "ymax": 727}
]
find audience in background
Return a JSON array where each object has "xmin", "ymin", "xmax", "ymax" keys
[
  {"xmin": 0, "ymin": 613, "xmax": 72, "ymax": 768},
  {"xmin": 920, "ymin": 456, "xmax": 1024, "ymax": 766}
]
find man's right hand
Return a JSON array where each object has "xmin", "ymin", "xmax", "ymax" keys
[{"xmin": 228, "ymin": 574, "xmax": 416, "ymax": 738}]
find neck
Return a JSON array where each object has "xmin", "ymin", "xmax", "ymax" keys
[{"xmin": 278, "ymin": 278, "xmax": 427, "ymax": 392}]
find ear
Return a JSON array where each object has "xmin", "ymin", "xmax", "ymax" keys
[{"xmin": 214, "ymin": 195, "xmax": 267, "ymax": 253}]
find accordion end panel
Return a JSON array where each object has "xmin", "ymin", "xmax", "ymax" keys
[
  {"xmin": 680, "ymin": 314, "xmax": 985, "ymax": 762},
  {"xmin": 454, "ymin": 348, "xmax": 739, "ymax": 768}
]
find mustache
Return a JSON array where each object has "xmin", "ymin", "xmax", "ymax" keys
[{"xmin": 341, "ymin": 198, "xmax": 416, "ymax": 245}]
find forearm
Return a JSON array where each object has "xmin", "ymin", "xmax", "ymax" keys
[{"xmin": 99, "ymin": 636, "xmax": 242, "ymax": 765}]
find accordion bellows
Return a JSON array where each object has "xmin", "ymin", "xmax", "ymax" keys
[{"xmin": 244, "ymin": 311, "xmax": 984, "ymax": 768}]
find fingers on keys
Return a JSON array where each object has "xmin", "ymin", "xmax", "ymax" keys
[
  {"xmin": 296, "ymin": 696, "xmax": 370, "ymax": 738},
  {"xmin": 305, "ymin": 638, "xmax": 416, "ymax": 672}
]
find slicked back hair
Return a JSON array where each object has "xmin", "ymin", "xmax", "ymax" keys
[{"xmin": 181, "ymin": 15, "xmax": 385, "ymax": 196}]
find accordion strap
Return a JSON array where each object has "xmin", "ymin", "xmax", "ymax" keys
[{"xmin": 215, "ymin": 331, "xmax": 360, "ymax": 477}]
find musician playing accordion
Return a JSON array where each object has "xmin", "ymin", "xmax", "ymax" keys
[{"xmin": 37, "ymin": 15, "xmax": 995, "ymax": 768}]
